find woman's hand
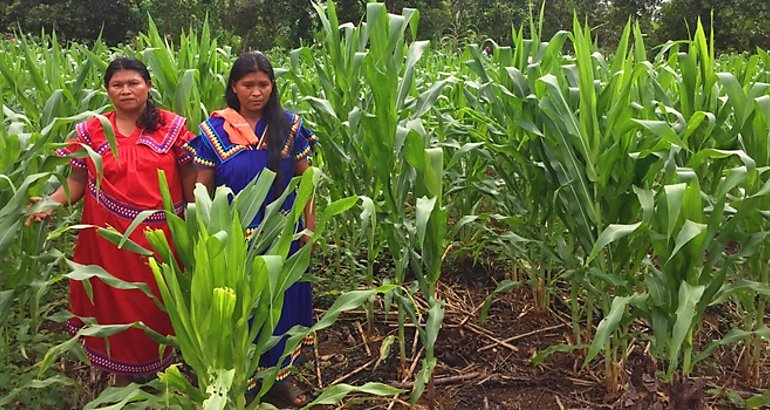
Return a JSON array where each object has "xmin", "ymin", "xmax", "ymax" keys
[
  {"xmin": 24, "ymin": 168, "xmax": 87, "ymax": 227},
  {"xmin": 24, "ymin": 197, "xmax": 57, "ymax": 226}
]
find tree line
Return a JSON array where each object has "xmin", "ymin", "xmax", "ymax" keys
[{"xmin": 1, "ymin": 0, "xmax": 769, "ymax": 53}]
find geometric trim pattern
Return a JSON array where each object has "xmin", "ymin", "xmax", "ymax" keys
[
  {"xmin": 88, "ymin": 179, "xmax": 183, "ymax": 222},
  {"xmin": 137, "ymin": 115, "xmax": 186, "ymax": 154},
  {"xmin": 66, "ymin": 320, "xmax": 174, "ymax": 376},
  {"xmin": 199, "ymin": 112, "xmax": 309, "ymax": 165},
  {"xmin": 199, "ymin": 119, "xmax": 253, "ymax": 162}
]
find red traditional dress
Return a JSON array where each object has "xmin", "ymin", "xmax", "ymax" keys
[{"xmin": 56, "ymin": 109, "xmax": 193, "ymax": 376}]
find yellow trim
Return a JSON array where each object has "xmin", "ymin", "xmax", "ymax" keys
[
  {"xmin": 294, "ymin": 145, "xmax": 311, "ymax": 160},
  {"xmin": 182, "ymin": 143, "xmax": 197, "ymax": 156},
  {"xmin": 201, "ymin": 120, "xmax": 249, "ymax": 161},
  {"xmin": 194, "ymin": 157, "xmax": 216, "ymax": 168},
  {"xmin": 280, "ymin": 115, "xmax": 303, "ymax": 158}
]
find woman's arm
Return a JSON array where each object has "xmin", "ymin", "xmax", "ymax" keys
[
  {"xmin": 196, "ymin": 168, "xmax": 217, "ymax": 198},
  {"xmin": 25, "ymin": 167, "xmax": 88, "ymax": 226},
  {"xmin": 295, "ymin": 159, "xmax": 316, "ymax": 246},
  {"xmin": 178, "ymin": 162, "xmax": 197, "ymax": 203}
]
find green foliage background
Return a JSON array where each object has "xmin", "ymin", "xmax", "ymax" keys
[{"xmin": 2, "ymin": 0, "xmax": 770, "ymax": 52}]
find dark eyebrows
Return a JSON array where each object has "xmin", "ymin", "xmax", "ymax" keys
[{"xmin": 109, "ymin": 79, "xmax": 143, "ymax": 86}]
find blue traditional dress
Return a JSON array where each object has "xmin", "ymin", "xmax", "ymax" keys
[{"xmin": 185, "ymin": 110, "xmax": 317, "ymax": 390}]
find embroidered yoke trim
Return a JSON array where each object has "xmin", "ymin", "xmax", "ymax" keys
[
  {"xmin": 88, "ymin": 179, "xmax": 183, "ymax": 222},
  {"xmin": 66, "ymin": 320, "xmax": 174, "ymax": 376},
  {"xmin": 294, "ymin": 145, "xmax": 312, "ymax": 161},
  {"xmin": 280, "ymin": 115, "xmax": 302, "ymax": 158},
  {"xmin": 200, "ymin": 119, "xmax": 252, "ymax": 161},
  {"xmin": 54, "ymin": 147, "xmax": 88, "ymax": 169},
  {"xmin": 75, "ymin": 122, "xmax": 94, "ymax": 145},
  {"xmin": 137, "ymin": 115, "xmax": 186, "ymax": 153},
  {"xmin": 53, "ymin": 121, "xmax": 96, "ymax": 168},
  {"xmin": 182, "ymin": 142, "xmax": 197, "ymax": 157},
  {"xmin": 202, "ymin": 114, "xmax": 306, "ymax": 164}
]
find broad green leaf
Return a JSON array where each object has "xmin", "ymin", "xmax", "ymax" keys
[
  {"xmin": 84, "ymin": 383, "xmax": 162, "ymax": 410},
  {"xmin": 0, "ymin": 376, "xmax": 78, "ymax": 407},
  {"xmin": 585, "ymin": 296, "xmax": 633, "ymax": 365},
  {"xmin": 746, "ymin": 389, "xmax": 770, "ymax": 409},
  {"xmin": 667, "ymin": 282, "xmax": 705, "ymax": 376},
  {"xmin": 0, "ymin": 289, "xmax": 15, "ymax": 326},
  {"xmin": 64, "ymin": 261, "xmax": 160, "ymax": 306},
  {"xmin": 411, "ymin": 356, "xmax": 437, "ymax": 404},
  {"xmin": 664, "ymin": 183, "xmax": 686, "ymax": 238},
  {"xmin": 480, "ymin": 279, "xmax": 522, "ymax": 324},
  {"xmin": 668, "ymin": 220, "xmax": 707, "ymax": 263},
  {"xmin": 415, "ymin": 196, "xmax": 436, "ymax": 246},
  {"xmin": 586, "ymin": 222, "xmax": 642, "ymax": 264},
  {"xmin": 304, "ymin": 382, "xmax": 402, "ymax": 407},
  {"xmin": 115, "ymin": 210, "xmax": 158, "ymax": 249},
  {"xmin": 532, "ymin": 343, "xmax": 589, "ymax": 366},
  {"xmin": 202, "ymin": 368, "xmax": 235, "ymax": 410},
  {"xmin": 315, "ymin": 195, "xmax": 360, "ymax": 237}
]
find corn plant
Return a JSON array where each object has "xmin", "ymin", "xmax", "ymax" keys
[
  {"xmin": 457, "ymin": 7, "xmax": 572, "ymax": 314},
  {"xmin": 585, "ymin": 147, "xmax": 769, "ymax": 381},
  {"xmin": 0, "ymin": 31, "xmax": 123, "ymax": 409},
  {"xmin": 137, "ymin": 16, "xmax": 231, "ymax": 128},
  {"xmin": 0, "ymin": 29, "xmax": 108, "ymax": 356},
  {"xmin": 4, "ymin": 3, "xmax": 770, "ymax": 407},
  {"xmin": 456, "ymin": 11, "xmax": 770, "ymax": 394},
  {"xmin": 571, "ymin": 21, "xmax": 770, "ymax": 392},
  {"xmin": 143, "ymin": 167, "xmax": 376, "ymax": 409},
  {"xmin": 287, "ymin": 2, "xmax": 451, "ymax": 402}
]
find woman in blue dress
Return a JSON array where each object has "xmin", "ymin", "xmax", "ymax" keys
[{"xmin": 185, "ymin": 52, "xmax": 317, "ymax": 407}]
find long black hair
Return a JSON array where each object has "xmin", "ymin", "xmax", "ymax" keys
[
  {"xmin": 225, "ymin": 52, "xmax": 290, "ymax": 178},
  {"xmin": 104, "ymin": 58, "xmax": 163, "ymax": 132}
]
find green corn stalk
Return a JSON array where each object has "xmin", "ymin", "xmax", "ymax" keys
[
  {"xmin": 3, "ymin": 5, "xmax": 770, "ymax": 406},
  {"xmin": 287, "ymin": 3, "xmax": 451, "ymax": 401},
  {"xmin": 137, "ymin": 16, "xmax": 229, "ymax": 127},
  {"xmin": 459, "ymin": 15, "xmax": 570, "ymax": 316},
  {"xmin": 587, "ymin": 147, "xmax": 768, "ymax": 381},
  {"xmin": 29, "ymin": 170, "xmax": 399, "ymax": 409},
  {"xmin": 146, "ymin": 168, "xmax": 316, "ymax": 409},
  {"xmin": 518, "ymin": 17, "xmax": 658, "ymax": 392}
]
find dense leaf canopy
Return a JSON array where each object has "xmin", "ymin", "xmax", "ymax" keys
[{"xmin": 1, "ymin": 0, "xmax": 769, "ymax": 52}]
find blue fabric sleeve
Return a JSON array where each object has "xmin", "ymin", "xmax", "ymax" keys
[
  {"xmin": 184, "ymin": 133, "xmax": 220, "ymax": 169},
  {"xmin": 292, "ymin": 116, "xmax": 318, "ymax": 161}
]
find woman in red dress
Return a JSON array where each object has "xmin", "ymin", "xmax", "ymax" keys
[{"xmin": 27, "ymin": 58, "xmax": 196, "ymax": 384}]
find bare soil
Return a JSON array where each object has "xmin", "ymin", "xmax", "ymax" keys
[{"xmin": 303, "ymin": 257, "xmax": 769, "ymax": 410}]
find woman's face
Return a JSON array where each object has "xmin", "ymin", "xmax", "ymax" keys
[
  {"xmin": 231, "ymin": 70, "xmax": 273, "ymax": 116},
  {"xmin": 106, "ymin": 70, "xmax": 151, "ymax": 115}
]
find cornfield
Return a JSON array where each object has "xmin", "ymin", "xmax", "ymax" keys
[{"xmin": 2, "ymin": 2, "xmax": 770, "ymax": 409}]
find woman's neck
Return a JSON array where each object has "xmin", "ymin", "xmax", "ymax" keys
[
  {"xmin": 240, "ymin": 110, "xmax": 262, "ymax": 130},
  {"xmin": 114, "ymin": 108, "xmax": 143, "ymax": 135},
  {"xmin": 115, "ymin": 106, "xmax": 145, "ymax": 122},
  {"xmin": 240, "ymin": 110, "xmax": 261, "ymax": 121}
]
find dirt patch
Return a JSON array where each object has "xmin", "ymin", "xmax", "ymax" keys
[
  {"xmin": 303, "ymin": 258, "xmax": 768, "ymax": 409},
  {"xmin": 306, "ymin": 261, "xmax": 605, "ymax": 409}
]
